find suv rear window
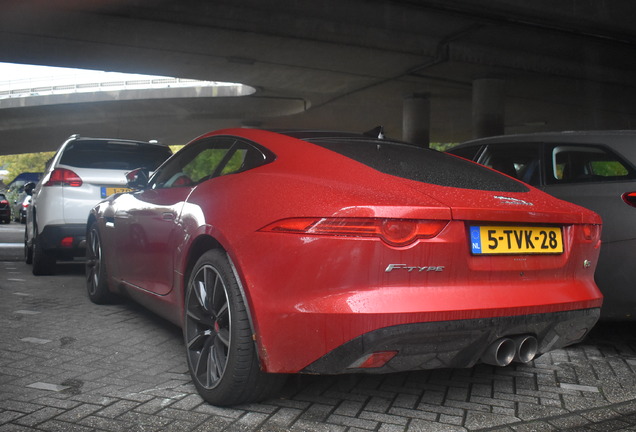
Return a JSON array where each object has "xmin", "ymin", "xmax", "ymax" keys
[
  {"xmin": 60, "ymin": 140, "xmax": 172, "ymax": 170},
  {"xmin": 307, "ymin": 138, "xmax": 528, "ymax": 192}
]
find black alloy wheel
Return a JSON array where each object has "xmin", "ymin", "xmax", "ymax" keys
[
  {"xmin": 85, "ymin": 223, "xmax": 116, "ymax": 304},
  {"xmin": 183, "ymin": 249, "xmax": 285, "ymax": 406}
]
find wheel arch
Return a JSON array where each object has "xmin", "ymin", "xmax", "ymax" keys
[
  {"xmin": 86, "ymin": 213, "xmax": 97, "ymax": 234},
  {"xmin": 182, "ymin": 234, "xmax": 264, "ymax": 368},
  {"xmin": 183, "ymin": 234, "xmax": 223, "ymax": 286}
]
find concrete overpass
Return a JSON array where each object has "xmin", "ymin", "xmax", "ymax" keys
[{"xmin": 1, "ymin": 0, "xmax": 636, "ymax": 154}]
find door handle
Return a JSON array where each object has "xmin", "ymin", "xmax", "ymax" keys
[{"xmin": 162, "ymin": 212, "xmax": 175, "ymax": 221}]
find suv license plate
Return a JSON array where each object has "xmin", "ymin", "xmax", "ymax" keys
[
  {"xmin": 101, "ymin": 187, "xmax": 132, "ymax": 198},
  {"xmin": 470, "ymin": 226, "xmax": 563, "ymax": 255}
]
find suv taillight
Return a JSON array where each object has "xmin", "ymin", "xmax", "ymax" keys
[
  {"xmin": 622, "ymin": 192, "xmax": 636, "ymax": 207},
  {"xmin": 44, "ymin": 168, "xmax": 83, "ymax": 187}
]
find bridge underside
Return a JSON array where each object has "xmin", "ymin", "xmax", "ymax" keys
[{"xmin": 1, "ymin": 0, "xmax": 636, "ymax": 153}]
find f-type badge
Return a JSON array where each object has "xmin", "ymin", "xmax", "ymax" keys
[{"xmin": 385, "ymin": 264, "xmax": 445, "ymax": 273}]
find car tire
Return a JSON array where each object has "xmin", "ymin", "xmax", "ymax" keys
[
  {"xmin": 24, "ymin": 227, "xmax": 33, "ymax": 264},
  {"xmin": 31, "ymin": 227, "xmax": 56, "ymax": 276},
  {"xmin": 183, "ymin": 249, "xmax": 286, "ymax": 406},
  {"xmin": 86, "ymin": 223, "xmax": 117, "ymax": 304}
]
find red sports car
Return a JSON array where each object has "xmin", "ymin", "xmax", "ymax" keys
[{"xmin": 86, "ymin": 128, "xmax": 602, "ymax": 406}]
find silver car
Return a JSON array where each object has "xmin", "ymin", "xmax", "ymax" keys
[{"xmin": 448, "ymin": 131, "xmax": 636, "ymax": 320}]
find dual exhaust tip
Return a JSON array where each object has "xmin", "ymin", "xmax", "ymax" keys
[{"xmin": 481, "ymin": 335, "xmax": 538, "ymax": 367}]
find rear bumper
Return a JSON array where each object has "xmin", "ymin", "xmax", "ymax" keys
[
  {"xmin": 301, "ymin": 308, "xmax": 600, "ymax": 374},
  {"xmin": 39, "ymin": 224, "xmax": 86, "ymax": 256}
]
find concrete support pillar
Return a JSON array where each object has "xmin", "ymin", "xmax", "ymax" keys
[
  {"xmin": 402, "ymin": 93, "xmax": 430, "ymax": 147},
  {"xmin": 472, "ymin": 78, "xmax": 505, "ymax": 138}
]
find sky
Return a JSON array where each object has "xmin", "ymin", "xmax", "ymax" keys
[
  {"xmin": 0, "ymin": 64, "xmax": 185, "ymax": 177},
  {"xmin": 0, "ymin": 62, "xmax": 172, "ymax": 86},
  {"xmin": 0, "ymin": 62, "xmax": 246, "ymax": 99}
]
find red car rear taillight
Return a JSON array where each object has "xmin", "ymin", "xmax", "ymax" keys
[
  {"xmin": 260, "ymin": 217, "xmax": 448, "ymax": 247},
  {"xmin": 44, "ymin": 168, "xmax": 83, "ymax": 187}
]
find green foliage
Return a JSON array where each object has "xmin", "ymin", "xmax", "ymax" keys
[
  {"xmin": 182, "ymin": 149, "xmax": 228, "ymax": 182},
  {"xmin": 0, "ymin": 151, "xmax": 53, "ymax": 207},
  {"xmin": 0, "ymin": 152, "xmax": 54, "ymax": 185},
  {"xmin": 430, "ymin": 142, "xmax": 458, "ymax": 152},
  {"xmin": 590, "ymin": 161, "xmax": 628, "ymax": 177},
  {"xmin": 181, "ymin": 148, "xmax": 247, "ymax": 182}
]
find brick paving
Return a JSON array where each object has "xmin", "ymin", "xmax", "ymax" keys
[{"xmin": 2, "ymin": 257, "xmax": 636, "ymax": 431}]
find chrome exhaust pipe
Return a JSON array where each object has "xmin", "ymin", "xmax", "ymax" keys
[
  {"xmin": 512, "ymin": 335, "xmax": 538, "ymax": 363},
  {"xmin": 481, "ymin": 338, "xmax": 515, "ymax": 367}
]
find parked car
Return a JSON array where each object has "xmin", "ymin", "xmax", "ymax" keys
[
  {"xmin": 87, "ymin": 128, "xmax": 602, "ymax": 406},
  {"xmin": 6, "ymin": 172, "xmax": 42, "ymax": 190},
  {"xmin": 25, "ymin": 134, "xmax": 172, "ymax": 275},
  {"xmin": 12, "ymin": 194, "xmax": 25, "ymax": 222},
  {"xmin": 9, "ymin": 174, "xmax": 42, "ymax": 222},
  {"xmin": 0, "ymin": 193, "xmax": 10, "ymax": 223},
  {"xmin": 18, "ymin": 195, "xmax": 31, "ymax": 224},
  {"xmin": 448, "ymin": 130, "xmax": 636, "ymax": 320}
]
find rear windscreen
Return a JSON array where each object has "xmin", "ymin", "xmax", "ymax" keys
[
  {"xmin": 60, "ymin": 141, "xmax": 172, "ymax": 170},
  {"xmin": 309, "ymin": 138, "xmax": 528, "ymax": 192}
]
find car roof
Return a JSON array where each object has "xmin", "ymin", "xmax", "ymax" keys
[
  {"xmin": 455, "ymin": 130, "xmax": 636, "ymax": 160},
  {"xmin": 69, "ymin": 136, "xmax": 167, "ymax": 147},
  {"xmin": 7, "ymin": 172, "xmax": 41, "ymax": 186},
  {"xmin": 460, "ymin": 130, "xmax": 636, "ymax": 145},
  {"xmin": 272, "ymin": 129, "xmax": 417, "ymax": 146}
]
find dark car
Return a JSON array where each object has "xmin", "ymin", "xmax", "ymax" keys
[
  {"xmin": 87, "ymin": 128, "xmax": 602, "ymax": 406},
  {"xmin": 448, "ymin": 130, "xmax": 636, "ymax": 320},
  {"xmin": 0, "ymin": 193, "xmax": 10, "ymax": 223}
]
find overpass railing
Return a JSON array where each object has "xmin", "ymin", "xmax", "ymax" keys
[{"xmin": 0, "ymin": 77, "xmax": 234, "ymax": 100}]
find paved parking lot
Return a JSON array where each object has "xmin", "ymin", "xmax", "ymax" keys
[{"xmin": 2, "ymin": 223, "xmax": 636, "ymax": 431}]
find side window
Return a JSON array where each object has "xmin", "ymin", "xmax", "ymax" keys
[
  {"xmin": 220, "ymin": 148, "xmax": 248, "ymax": 175},
  {"xmin": 478, "ymin": 142, "xmax": 542, "ymax": 186},
  {"xmin": 548, "ymin": 144, "xmax": 635, "ymax": 184},
  {"xmin": 182, "ymin": 148, "xmax": 232, "ymax": 182},
  {"xmin": 150, "ymin": 137, "xmax": 270, "ymax": 189},
  {"xmin": 447, "ymin": 145, "xmax": 482, "ymax": 161}
]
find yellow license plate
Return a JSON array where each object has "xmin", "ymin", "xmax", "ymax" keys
[
  {"xmin": 470, "ymin": 226, "xmax": 563, "ymax": 254},
  {"xmin": 101, "ymin": 187, "xmax": 132, "ymax": 198}
]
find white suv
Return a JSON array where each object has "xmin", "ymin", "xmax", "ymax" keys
[{"xmin": 25, "ymin": 135, "xmax": 172, "ymax": 275}]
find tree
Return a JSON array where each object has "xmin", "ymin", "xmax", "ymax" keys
[{"xmin": 0, "ymin": 152, "xmax": 55, "ymax": 185}]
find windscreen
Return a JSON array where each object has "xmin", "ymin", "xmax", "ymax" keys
[
  {"xmin": 60, "ymin": 140, "xmax": 172, "ymax": 170},
  {"xmin": 309, "ymin": 138, "xmax": 529, "ymax": 192}
]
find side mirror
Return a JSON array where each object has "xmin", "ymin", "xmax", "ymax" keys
[
  {"xmin": 126, "ymin": 168, "xmax": 150, "ymax": 189},
  {"xmin": 24, "ymin": 182, "xmax": 36, "ymax": 196}
]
